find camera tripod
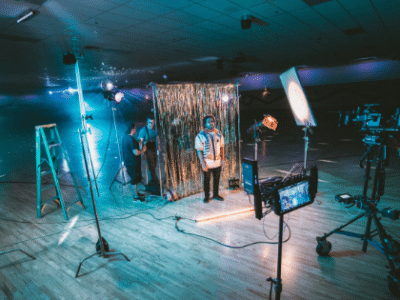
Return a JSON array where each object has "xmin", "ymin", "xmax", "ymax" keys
[{"xmin": 316, "ymin": 133, "xmax": 400, "ymax": 297}]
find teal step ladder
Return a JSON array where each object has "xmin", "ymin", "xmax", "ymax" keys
[{"xmin": 36, "ymin": 123, "xmax": 85, "ymax": 220}]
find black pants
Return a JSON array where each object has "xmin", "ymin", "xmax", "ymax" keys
[
  {"xmin": 203, "ymin": 166, "xmax": 221, "ymax": 198},
  {"xmin": 146, "ymin": 150, "xmax": 158, "ymax": 182}
]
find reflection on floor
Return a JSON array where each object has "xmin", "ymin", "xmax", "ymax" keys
[{"xmin": 1, "ymin": 118, "xmax": 400, "ymax": 300}]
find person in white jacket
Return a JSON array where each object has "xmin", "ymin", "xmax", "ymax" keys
[{"xmin": 195, "ymin": 115, "xmax": 225, "ymax": 203}]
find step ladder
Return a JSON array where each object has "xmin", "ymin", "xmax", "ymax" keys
[{"xmin": 36, "ymin": 124, "xmax": 85, "ymax": 220}]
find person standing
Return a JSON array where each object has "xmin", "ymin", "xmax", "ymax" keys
[
  {"xmin": 195, "ymin": 115, "xmax": 225, "ymax": 203},
  {"xmin": 122, "ymin": 122, "xmax": 146, "ymax": 200},
  {"xmin": 138, "ymin": 114, "xmax": 158, "ymax": 183}
]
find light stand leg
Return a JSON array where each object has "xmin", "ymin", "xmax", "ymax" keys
[{"xmin": 0, "ymin": 249, "xmax": 36, "ymax": 261}]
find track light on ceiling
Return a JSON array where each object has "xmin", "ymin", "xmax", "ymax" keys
[
  {"xmin": 241, "ymin": 15, "xmax": 252, "ymax": 30},
  {"xmin": 17, "ymin": 10, "xmax": 36, "ymax": 23}
]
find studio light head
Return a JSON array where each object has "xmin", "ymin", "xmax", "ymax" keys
[
  {"xmin": 101, "ymin": 80, "xmax": 114, "ymax": 92},
  {"xmin": 101, "ymin": 80, "xmax": 124, "ymax": 103}
]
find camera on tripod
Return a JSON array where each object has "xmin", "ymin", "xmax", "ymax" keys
[
  {"xmin": 318, "ymin": 104, "xmax": 400, "ymax": 297},
  {"xmin": 338, "ymin": 104, "xmax": 400, "ymax": 133}
]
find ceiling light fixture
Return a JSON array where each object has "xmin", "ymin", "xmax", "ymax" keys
[
  {"xmin": 262, "ymin": 87, "xmax": 270, "ymax": 98},
  {"xmin": 17, "ymin": 10, "xmax": 36, "ymax": 23},
  {"xmin": 241, "ymin": 15, "xmax": 268, "ymax": 30}
]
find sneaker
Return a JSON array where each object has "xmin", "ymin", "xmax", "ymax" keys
[
  {"xmin": 213, "ymin": 195, "xmax": 224, "ymax": 201},
  {"xmin": 204, "ymin": 197, "xmax": 211, "ymax": 203},
  {"xmin": 133, "ymin": 195, "xmax": 145, "ymax": 203}
]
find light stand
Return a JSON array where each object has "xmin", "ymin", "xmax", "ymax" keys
[
  {"xmin": 109, "ymin": 105, "xmax": 129, "ymax": 189},
  {"xmin": 253, "ymin": 120, "xmax": 261, "ymax": 161},
  {"xmin": 302, "ymin": 124, "xmax": 312, "ymax": 171},
  {"xmin": 75, "ymin": 129, "xmax": 130, "ymax": 277},
  {"xmin": 266, "ymin": 214, "xmax": 284, "ymax": 300},
  {"xmin": 247, "ymin": 115, "xmax": 278, "ymax": 161},
  {"xmin": 74, "ymin": 62, "xmax": 129, "ymax": 278}
]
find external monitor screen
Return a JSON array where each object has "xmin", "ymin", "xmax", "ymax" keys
[
  {"xmin": 242, "ymin": 159, "xmax": 258, "ymax": 195},
  {"xmin": 280, "ymin": 67, "xmax": 317, "ymax": 127},
  {"xmin": 278, "ymin": 180, "xmax": 312, "ymax": 215}
]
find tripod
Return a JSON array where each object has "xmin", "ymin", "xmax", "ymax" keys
[{"xmin": 316, "ymin": 134, "xmax": 400, "ymax": 296}]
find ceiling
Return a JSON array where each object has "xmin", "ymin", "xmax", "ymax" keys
[{"xmin": 0, "ymin": 0, "xmax": 399, "ymax": 95}]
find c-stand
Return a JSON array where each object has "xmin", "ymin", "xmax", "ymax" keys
[
  {"xmin": 74, "ymin": 62, "xmax": 130, "ymax": 278},
  {"xmin": 316, "ymin": 132, "xmax": 400, "ymax": 297}
]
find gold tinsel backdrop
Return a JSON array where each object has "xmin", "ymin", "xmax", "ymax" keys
[{"xmin": 153, "ymin": 83, "xmax": 239, "ymax": 199}]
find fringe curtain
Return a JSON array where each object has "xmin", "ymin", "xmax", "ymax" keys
[{"xmin": 153, "ymin": 83, "xmax": 239, "ymax": 198}]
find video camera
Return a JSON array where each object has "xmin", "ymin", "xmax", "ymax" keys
[
  {"xmin": 242, "ymin": 158, "xmax": 318, "ymax": 219},
  {"xmin": 338, "ymin": 104, "xmax": 400, "ymax": 133}
]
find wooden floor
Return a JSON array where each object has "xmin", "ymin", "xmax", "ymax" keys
[{"xmin": 1, "ymin": 125, "xmax": 400, "ymax": 300}]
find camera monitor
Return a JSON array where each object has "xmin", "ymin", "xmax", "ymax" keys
[
  {"xmin": 280, "ymin": 67, "xmax": 317, "ymax": 127},
  {"xmin": 242, "ymin": 158, "xmax": 258, "ymax": 195},
  {"xmin": 274, "ymin": 179, "xmax": 314, "ymax": 215},
  {"xmin": 242, "ymin": 158, "xmax": 263, "ymax": 219}
]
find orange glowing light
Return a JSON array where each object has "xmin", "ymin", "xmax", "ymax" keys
[{"xmin": 196, "ymin": 207, "xmax": 255, "ymax": 223}]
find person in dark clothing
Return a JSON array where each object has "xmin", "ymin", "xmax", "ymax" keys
[
  {"xmin": 138, "ymin": 115, "xmax": 158, "ymax": 183},
  {"xmin": 122, "ymin": 122, "xmax": 146, "ymax": 200}
]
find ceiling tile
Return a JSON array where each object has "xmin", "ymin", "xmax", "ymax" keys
[
  {"xmin": 312, "ymin": 1, "xmax": 359, "ymax": 30},
  {"xmin": 112, "ymin": 30, "xmax": 147, "ymax": 40},
  {"xmin": 271, "ymin": 0, "xmax": 309, "ymax": 12},
  {"xmin": 195, "ymin": 20, "xmax": 229, "ymax": 32},
  {"xmin": 268, "ymin": 13, "xmax": 315, "ymax": 35},
  {"xmin": 147, "ymin": 17, "xmax": 186, "ymax": 29},
  {"xmin": 289, "ymin": 8, "xmax": 339, "ymax": 35},
  {"xmin": 147, "ymin": 0, "xmax": 194, "ymax": 9},
  {"xmin": 43, "ymin": 1, "xmax": 105, "ymax": 21},
  {"xmin": 84, "ymin": 18, "xmax": 128, "ymax": 31},
  {"xmin": 104, "ymin": 0, "xmax": 131, "ymax": 4},
  {"xmin": 124, "ymin": 0, "xmax": 174, "ymax": 15},
  {"xmin": 227, "ymin": 0, "xmax": 266, "ymax": 8},
  {"xmin": 129, "ymin": 21, "xmax": 172, "ymax": 34},
  {"xmin": 248, "ymin": 3, "xmax": 284, "ymax": 18},
  {"xmin": 65, "ymin": 0, "xmax": 120, "ymax": 11},
  {"xmin": 180, "ymin": 4, "xmax": 221, "ymax": 19},
  {"xmin": 198, "ymin": 0, "xmax": 243, "ymax": 14},
  {"xmin": 95, "ymin": 13, "xmax": 142, "ymax": 26},
  {"xmin": 109, "ymin": 5, "xmax": 158, "ymax": 20},
  {"xmin": 208, "ymin": 14, "xmax": 240, "ymax": 29},
  {"xmin": 166, "ymin": 28, "xmax": 194, "ymax": 39},
  {"xmin": 163, "ymin": 10, "xmax": 206, "ymax": 25}
]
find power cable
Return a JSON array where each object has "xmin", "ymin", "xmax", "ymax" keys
[{"xmin": 174, "ymin": 216, "xmax": 291, "ymax": 248}]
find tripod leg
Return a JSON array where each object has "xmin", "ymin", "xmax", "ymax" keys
[
  {"xmin": 109, "ymin": 166, "xmax": 122, "ymax": 190},
  {"xmin": 372, "ymin": 214, "xmax": 397, "ymax": 272},
  {"xmin": 362, "ymin": 215, "xmax": 373, "ymax": 252}
]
